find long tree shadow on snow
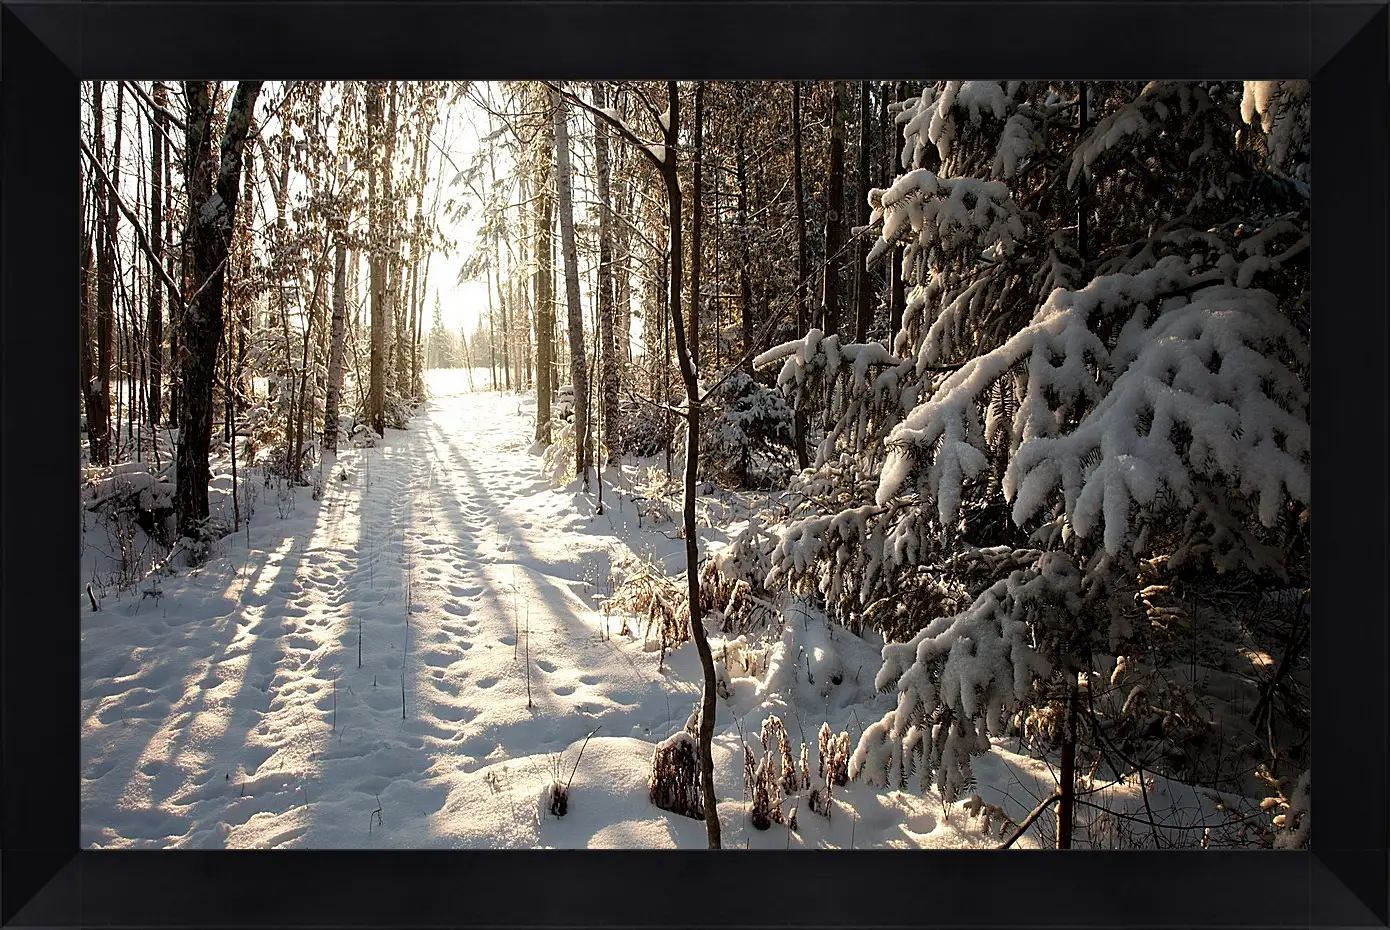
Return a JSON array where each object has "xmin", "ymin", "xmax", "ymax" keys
[
  {"xmin": 296, "ymin": 433, "xmax": 458, "ymax": 847},
  {"xmin": 81, "ymin": 494, "xmax": 343, "ymax": 847},
  {"xmin": 418, "ymin": 416, "xmax": 689, "ymax": 773}
]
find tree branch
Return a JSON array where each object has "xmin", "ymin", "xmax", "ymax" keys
[
  {"xmin": 615, "ymin": 81, "xmax": 668, "ymax": 137},
  {"xmin": 542, "ymin": 81, "xmax": 666, "ymax": 174},
  {"xmin": 79, "ymin": 135, "xmax": 186, "ymax": 312},
  {"xmin": 122, "ymin": 80, "xmax": 185, "ymax": 151},
  {"xmin": 998, "ymin": 788, "xmax": 1062, "ymax": 849}
]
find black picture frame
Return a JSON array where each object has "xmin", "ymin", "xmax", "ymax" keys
[{"xmin": 3, "ymin": 2, "xmax": 1385, "ymax": 927}]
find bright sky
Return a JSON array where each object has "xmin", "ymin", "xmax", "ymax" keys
[
  {"xmin": 426, "ymin": 89, "xmax": 491, "ymax": 339},
  {"xmin": 428, "ymin": 82, "xmax": 632, "ymax": 353}
]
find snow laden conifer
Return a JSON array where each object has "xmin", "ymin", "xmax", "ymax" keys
[
  {"xmin": 697, "ymin": 371, "xmax": 795, "ymax": 488},
  {"xmin": 758, "ymin": 82, "xmax": 1310, "ymax": 802}
]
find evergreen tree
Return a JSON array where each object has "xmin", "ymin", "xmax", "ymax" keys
[{"xmin": 758, "ymin": 81, "xmax": 1311, "ymax": 804}]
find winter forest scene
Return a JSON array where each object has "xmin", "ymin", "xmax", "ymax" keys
[{"xmin": 79, "ymin": 79, "xmax": 1311, "ymax": 850}]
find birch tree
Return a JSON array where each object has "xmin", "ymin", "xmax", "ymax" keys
[
  {"xmin": 552, "ymin": 85, "xmax": 591, "ymax": 475},
  {"xmin": 92, "ymin": 81, "xmax": 116, "ymax": 466},
  {"xmin": 146, "ymin": 81, "xmax": 168, "ymax": 425},
  {"xmin": 533, "ymin": 90, "xmax": 556, "ymax": 443},
  {"xmin": 366, "ymin": 81, "xmax": 388, "ymax": 436},
  {"xmin": 592, "ymin": 82, "xmax": 619, "ymax": 454}
]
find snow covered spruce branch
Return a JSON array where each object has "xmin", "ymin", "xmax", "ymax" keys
[
  {"xmin": 865, "ymin": 170, "xmax": 1024, "ymax": 291},
  {"xmin": 755, "ymin": 332, "xmax": 911, "ymax": 470},
  {"xmin": 876, "ymin": 254, "xmax": 1310, "ymax": 553},
  {"xmin": 849, "ymin": 552, "xmax": 1077, "ymax": 799},
  {"xmin": 753, "ymin": 81, "xmax": 1309, "ymax": 808}
]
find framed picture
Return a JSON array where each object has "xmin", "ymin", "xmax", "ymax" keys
[{"xmin": 3, "ymin": 1, "xmax": 1385, "ymax": 926}]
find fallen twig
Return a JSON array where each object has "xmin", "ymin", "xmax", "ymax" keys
[
  {"xmin": 998, "ymin": 789, "xmax": 1063, "ymax": 849},
  {"xmin": 565, "ymin": 725, "xmax": 603, "ymax": 794}
]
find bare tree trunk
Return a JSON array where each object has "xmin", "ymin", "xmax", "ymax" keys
[
  {"xmin": 881, "ymin": 81, "xmax": 893, "ymax": 188},
  {"xmin": 485, "ymin": 257, "xmax": 499, "ymax": 388},
  {"xmin": 407, "ymin": 222, "xmax": 422, "ymax": 397},
  {"xmin": 175, "ymin": 80, "xmax": 263, "ymax": 540},
  {"xmin": 656, "ymin": 81, "xmax": 720, "ymax": 849},
  {"xmin": 292, "ymin": 102, "xmax": 332, "ymax": 480},
  {"xmin": 323, "ymin": 88, "xmax": 354, "ymax": 452},
  {"xmin": 92, "ymin": 81, "xmax": 115, "ymax": 466},
  {"xmin": 496, "ymin": 258, "xmax": 512, "ymax": 390},
  {"xmin": 592, "ymin": 82, "xmax": 618, "ymax": 454},
  {"xmin": 482, "ymin": 114, "xmax": 510, "ymax": 391},
  {"xmin": 1077, "ymin": 82, "xmax": 1090, "ymax": 272},
  {"xmin": 712, "ymin": 151, "xmax": 721, "ymax": 370},
  {"xmin": 550, "ymin": 219, "xmax": 561, "ymax": 401},
  {"xmin": 387, "ymin": 84, "xmax": 409, "ymax": 401},
  {"xmin": 410, "ymin": 92, "xmax": 430, "ymax": 396},
  {"xmin": 460, "ymin": 327, "xmax": 476, "ymax": 390},
  {"xmin": 790, "ymin": 83, "xmax": 810, "ymax": 470},
  {"xmin": 854, "ymin": 81, "xmax": 872, "ymax": 343},
  {"xmin": 270, "ymin": 129, "xmax": 299, "ymax": 474},
  {"xmin": 165, "ymin": 104, "xmax": 180, "ymax": 429},
  {"xmin": 821, "ymin": 81, "xmax": 847, "ymax": 338},
  {"xmin": 517, "ymin": 171, "xmax": 533, "ymax": 390},
  {"xmin": 235, "ymin": 130, "xmax": 258, "ymax": 430},
  {"xmin": 514, "ymin": 178, "xmax": 526, "ymax": 388},
  {"xmin": 1050, "ymin": 125, "xmax": 1097, "ymax": 854},
  {"xmin": 613, "ymin": 145, "xmax": 634, "ymax": 369},
  {"xmin": 1057, "ymin": 676, "xmax": 1079, "ymax": 849},
  {"xmin": 293, "ymin": 241, "xmax": 326, "ymax": 476},
  {"xmin": 367, "ymin": 81, "xmax": 388, "ymax": 436},
  {"xmin": 533, "ymin": 97, "xmax": 555, "ymax": 443},
  {"xmin": 888, "ymin": 82, "xmax": 907, "ymax": 346},
  {"xmin": 324, "ymin": 233, "xmax": 348, "ymax": 452},
  {"xmin": 662, "ymin": 246, "xmax": 672, "ymax": 476},
  {"xmin": 147, "ymin": 81, "xmax": 167, "ymax": 425},
  {"xmin": 109, "ymin": 83, "xmax": 126, "ymax": 456},
  {"xmin": 735, "ymin": 124, "xmax": 754, "ymax": 375},
  {"xmin": 80, "ymin": 141, "xmax": 100, "ymax": 462},
  {"xmin": 418, "ymin": 246, "xmax": 432, "ymax": 374},
  {"xmin": 688, "ymin": 82, "xmax": 704, "ymax": 372},
  {"xmin": 413, "ymin": 282, "xmax": 425, "ymax": 392},
  {"xmin": 552, "ymin": 85, "xmax": 590, "ymax": 476},
  {"xmin": 131, "ymin": 111, "xmax": 149, "ymax": 455}
]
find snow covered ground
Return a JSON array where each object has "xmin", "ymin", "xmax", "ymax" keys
[{"xmin": 81, "ymin": 369, "xmax": 1239, "ymax": 849}]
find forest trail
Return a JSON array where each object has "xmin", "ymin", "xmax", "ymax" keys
[{"xmin": 81, "ymin": 371, "xmax": 710, "ymax": 848}]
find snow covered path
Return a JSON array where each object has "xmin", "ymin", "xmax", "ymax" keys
[{"xmin": 82, "ymin": 373, "xmax": 713, "ymax": 848}]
